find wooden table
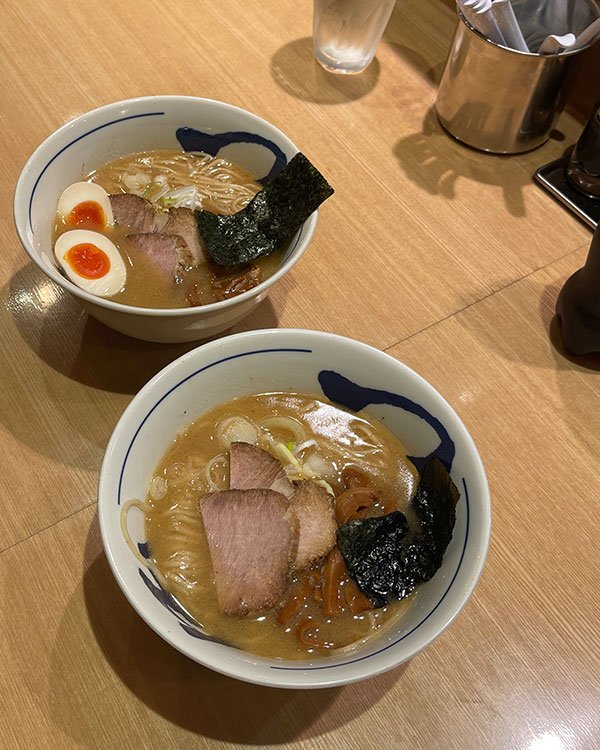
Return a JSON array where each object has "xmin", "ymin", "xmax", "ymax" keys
[{"xmin": 2, "ymin": 0, "xmax": 599, "ymax": 747}]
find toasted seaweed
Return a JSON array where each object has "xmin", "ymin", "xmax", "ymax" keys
[
  {"xmin": 337, "ymin": 458, "xmax": 459, "ymax": 607},
  {"xmin": 337, "ymin": 512, "xmax": 413, "ymax": 608},
  {"xmin": 412, "ymin": 456, "xmax": 459, "ymax": 572},
  {"xmin": 196, "ymin": 153, "xmax": 334, "ymax": 265}
]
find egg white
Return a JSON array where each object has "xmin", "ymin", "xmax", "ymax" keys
[
  {"xmin": 56, "ymin": 181, "xmax": 114, "ymax": 229},
  {"xmin": 54, "ymin": 229, "xmax": 126, "ymax": 297}
]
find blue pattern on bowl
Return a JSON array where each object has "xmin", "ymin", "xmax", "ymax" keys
[
  {"xmin": 176, "ymin": 127, "xmax": 288, "ymax": 184},
  {"xmin": 137, "ymin": 542, "xmax": 228, "ymax": 644},
  {"xmin": 139, "ymin": 567, "xmax": 228, "ymax": 645},
  {"xmin": 28, "ymin": 111, "xmax": 166, "ymax": 231},
  {"xmin": 119, "ymin": 347, "xmax": 467, "ymax": 666},
  {"xmin": 28, "ymin": 112, "xmax": 289, "ymax": 232},
  {"xmin": 318, "ymin": 370, "xmax": 455, "ymax": 472}
]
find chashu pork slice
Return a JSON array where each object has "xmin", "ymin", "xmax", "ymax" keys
[
  {"xmin": 228, "ymin": 442, "xmax": 336, "ymax": 569},
  {"xmin": 126, "ymin": 233, "xmax": 195, "ymax": 282},
  {"xmin": 165, "ymin": 207, "xmax": 205, "ymax": 266},
  {"xmin": 229, "ymin": 441, "xmax": 295, "ymax": 499},
  {"xmin": 200, "ymin": 488, "xmax": 299, "ymax": 616},
  {"xmin": 110, "ymin": 193, "xmax": 169, "ymax": 233},
  {"xmin": 289, "ymin": 480, "xmax": 336, "ymax": 570},
  {"xmin": 111, "ymin": 195, "xmax": 203, "ymax": 269}
]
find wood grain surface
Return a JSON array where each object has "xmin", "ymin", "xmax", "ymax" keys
[{"xmin": 1, "ymin": 0, "xmax": 599, "ymax": 748}]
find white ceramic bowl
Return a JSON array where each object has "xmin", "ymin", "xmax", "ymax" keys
[
  {"xmin": 98, "ymin": 329, "xmax": 491, "ymax": 688},
  {"xmin": 13, "ymin": 96, "xmax": 317, "ymax": 343}
]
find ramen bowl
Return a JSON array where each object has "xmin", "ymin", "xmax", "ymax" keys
[
  {"xmin": 13, "ymin": 96, "xmax": 317, "ymax": 343},
  {"xmin": 98, "ymin": 328, "xmax": 491, "ymax": 688}
]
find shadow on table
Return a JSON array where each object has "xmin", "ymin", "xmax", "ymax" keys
[
  {"xmin": 436, "ymin": 261, "xmax": 599, "ymax": 464},
  {"xmin": 440, "ymin": 252, "xmax": 599, "ymax": 375},
  {"xmin": 7, "ymin": 262, "xmax": 282, "ymax": 395},
  {"xmin": 543, "ymin": 277, "xmax": 600, "ymax": 373},
  {"xmin": 385, "ymin": 40, "xmax": 445, "ymax": 87},
  {"xmin": 270, "ymin": 0, "xmax": 451, "ymax": 105},
  {"xmin": 533, "ymin": 276, "xmax": 600, "ymax": 462},
  {"xmin": 383, "ymin": 1, "xmax": 449, "ymax": 86},
  {"xmin": 459, "ymin": 262, "xmax": 600, "ymax": 373},
  {"xmin": 271, "ymin": 37, "xmax": 379, "ymax": 104},
  {"xmin": 50, "ymin": 516, "xmax": 404, "ymax": 747},
  {"xmin": 393, "ymin": 107, "xmax": 568, "ymax": 218},
  {"xmin": 0, "ymin": 262, "xmax": 282, "ymax": 469}
]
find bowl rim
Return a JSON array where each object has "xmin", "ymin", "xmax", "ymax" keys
[
  {"xmin": 98, "ymin": 328, "xmax": 492, "ymax": 688},
  {"xmin": 13, "ymin": 95, "xmax": 317, "ymax": 317}
]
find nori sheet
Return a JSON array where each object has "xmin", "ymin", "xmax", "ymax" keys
[
  {"xmin": 196, "ymin": 153, "xmax": 334, "ymax": 265},
  {"xmin": 337, "ymin": 458, "xmax": 460, "ymax": 607}
]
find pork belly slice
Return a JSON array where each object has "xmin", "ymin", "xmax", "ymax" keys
[
  {"xmin": 229, "ymin": 442, "xmax": 294, "ymax": 499},
  {"xmin": 109, "ymin": 193, "xmax": 169, "ymax": 233},
  {"xmin": 126, "ymin": 233, "xmax": 195, "ymax": 282},
  {"xmin": 228, "ymin": 442, "xmax": 335, "ymax": 567},
  {"xmin": 165, "ymin": 207, "xmax": 205, "ymax": 266},
  {"xmin": 289, "ymin": 480, "xmax": 336, "ymax": 569},
  {"xmin": 200, "ymin": 489, "xmax": 299, "ymax": 616},
  {"xmin": 111, "ymin": 195, "xmax": 204, "ymax": 270},
  {"xmin": 211, "ymin": 264, "xmax": 261, "ymax": 301}
]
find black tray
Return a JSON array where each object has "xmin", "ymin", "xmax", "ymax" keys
[{"xmin": 535, "ymin": 156, "xmax": 600, "ymax": 229}]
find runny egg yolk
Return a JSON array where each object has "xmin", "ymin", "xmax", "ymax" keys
[
  {"xmin": 67, "ymin": 201, "xmax": 107, "ymax": 231},
  {"xmin": 54, "ymin": 229, "xmax": 125, "ymax": 297},
  {"xmin": 64, "ymin": 243, "xmax": 111, "ymax": 279}
]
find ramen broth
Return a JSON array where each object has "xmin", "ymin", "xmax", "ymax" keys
[
  {"xmin": 52, "ymin": 150, "xmax": 284, "ymax": 309},
  {"xmin": 142, "ymin": 392, "xmax": 419, "ymax": 660}
]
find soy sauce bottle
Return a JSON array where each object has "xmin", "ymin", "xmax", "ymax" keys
[{"xmin": 567, "ymin": 100, "xmax": 600, "ymax": 199}]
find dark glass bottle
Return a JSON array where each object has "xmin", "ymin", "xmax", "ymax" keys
[
  {"xmin": 567, "ymin": 100, "xmax": 600, "ymax": 199},
  {"xmin": 556, "ymin": 222, "xmax": 600, "ymax": 355}
]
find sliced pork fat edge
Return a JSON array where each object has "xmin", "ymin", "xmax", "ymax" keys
[
  {"xmin": 199, "ymin": 488, "xmax": 299, "ymax": 617},
  {"xmin": 126, "ymin": 233, "xmax": 195, "ymax": 283},
  {"xmin": 229, "ymin": 442, "xmax": 336, "ymax": 568}
]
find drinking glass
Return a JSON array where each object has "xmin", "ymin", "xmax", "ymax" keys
[{"xmin": 312, "ymin": 0, "xmax": 396, "ymax": 74}]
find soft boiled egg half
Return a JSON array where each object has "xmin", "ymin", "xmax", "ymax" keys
[
  {"xmin": 54, "ymin": 230, "xmax": 126, "ymax": 297},
  {"xmin": 56, "ymin": 181, "xmax": 114, "ymax": 231}
]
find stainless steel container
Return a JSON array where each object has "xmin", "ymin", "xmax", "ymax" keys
[{"xmin": 435, "ymin": 1, "xmax": 599, "ymax": 154}]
